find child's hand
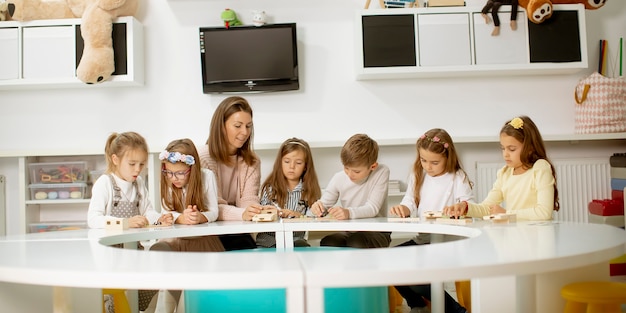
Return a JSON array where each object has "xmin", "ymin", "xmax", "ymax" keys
[
  {"xmin": 327, "ymin": 207, "xmax": 349, "ymax": 220},
  {"xmin": 489, "ymin": 204, "xmax": 506, "ymax": 215},
  {"xmin": 179, "ymin": 205, "xmax": 207, "ymax": 225},
  {"xmin": 158, "ymin": 213, "xmax": 173, "ymax": 226},
  {"xmin": 128, "ymin": 215, "xmax": 149, "ymax": 228},
  {"xmin": 390, "ymin": 205, "xmax": 410, "ymax": 218},
  {"xmin": 310, "ymin": 200, "xmax": 326, "ymax": 217},
  {"xmin": 242, "ymin": 204, "xmax": 262, "ymax": 221},
  {"xmin": 279, "ymin": 209, "xmax": 300, "ymax": 218},
  {"xmin": 443, "ymin": 202, "xmax": 467, "ymax": 219}
]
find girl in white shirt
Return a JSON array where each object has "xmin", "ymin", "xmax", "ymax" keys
[
  {"xmin": 88, "ymin": 132, "xmax": 167, "ymax": 229},
  {"xmin": 390, "ymin": 128, "xmax": 473, "ymax": 313}
]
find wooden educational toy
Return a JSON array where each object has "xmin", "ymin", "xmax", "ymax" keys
[
  {"xmin": 105, "ymin": 218, "xmax": 128, "ymax": 230},
  {"xmin": 387, "ymin": 217, "xmax": 421, "ymax": 222},
  {"xmin": 423, "ymin": 211, "xmax": 443, "ymax": 220},
  {"xmin": 435, "ymin": 217, "xmax": 473, "ymax": 225},
  {"xmin": 252, "ymin": 208, "xmax": 278, "ymax": 222},
  {"xmin": 483, "ymin": 213, "xmax": 517, "ymax": 223}
]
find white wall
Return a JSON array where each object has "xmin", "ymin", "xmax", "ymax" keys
[{"xmin": 0, "ymin": 0, "xmax": 625, "ymax": 235}]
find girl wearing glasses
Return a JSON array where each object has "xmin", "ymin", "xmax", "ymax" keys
[
  {"xmin": 154, "ymin": 138, "xmax": 225, "ymax": 251},
  {"xmin": 148, "ymin": 139, "xmax": 224, "ymax": 313}
]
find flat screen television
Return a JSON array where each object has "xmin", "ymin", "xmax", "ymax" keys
[{"xmin": 199, "ymin": 23, "xmax": 299, "ymax": 94}]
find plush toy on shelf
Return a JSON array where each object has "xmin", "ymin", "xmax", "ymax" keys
[
  {"xmin": 518, "ymin": 0, "xmax": 607, "ymax": 24},
  {"xmin": 0, "ymin": 0, "xmax": 9, "ymax": 21},
  {"xmin": 481, "ymin": 0, "xmax": 518, "ymax": 36},
  {"xmin": 6, "ymin": 0, "xmax": 139, "ymax": 84},
  {"xmin": 251, "ymin": 10, "xmax": 266, "ymax": 27},
  {"xmin": 221, "ymin": 8, "xmax": 241, "ymax": 29}
]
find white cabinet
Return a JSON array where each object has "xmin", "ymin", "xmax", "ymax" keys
[
  {"xmin": 0, "ymin": 16, "xmax": 144, "ymax": 89},
  {"xmin": 0, "ymin": 28, "xmax": 19, "ymax": 80},
  {"xmin": 473, "ymin": 11, "xmax": 528, "ymax": 65},
  {"xmin": 355, "ymin": 4, "xmax": 588, "ymax": 79},
  {"xmin": 417, "ymin": 13, "xmax": 471, "ymax": 66}
]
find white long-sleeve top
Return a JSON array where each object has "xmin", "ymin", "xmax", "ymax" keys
[
  {"xmin": 161, "ymin": 168, "xmax": 220, "ymax": 223},
  {"xmin": 87, "ymin": 174, "xmax": 160, "ymax": 228},
  {"xmin": 318, "ymin": 164, "xmax": 390, "ymax": 219},
  {"xmin": 400, "ymin": 170, "xmax": 474, "ymax": 217}
]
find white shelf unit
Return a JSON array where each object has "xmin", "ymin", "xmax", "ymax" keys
[
  {"xmin": 355, "ymin": 4, "xmax": 588, "ymax": 80},
  {"xmin": 0, "ymin": 16, "xmax": 144, "ymax": 89},
  {"xmin": 254, "ymin": 132, "xmax": 626, "ymax": 151},
  {"xmin": 15, "ymin": 152, "xmax": 160, "ymax": 234}
]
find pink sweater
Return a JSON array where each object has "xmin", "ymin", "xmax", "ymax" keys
[{"xmin": 198, "ymin": 144, "xmax": 261, "ymax": 221}]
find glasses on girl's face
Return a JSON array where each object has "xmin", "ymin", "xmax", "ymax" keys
[{"xmin": 162, "ymin": 168, "xmax": 191, "ymax": 180}]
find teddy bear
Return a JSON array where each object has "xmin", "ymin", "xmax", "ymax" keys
[
  {"xmin": 518, "ymin": 0, "xmax": 607, "ymax": 24},
  {"xmin": 6, "ymin": 0, "xmax": 138, "ymax": 84},
  {"xmin": 0, "ymin": 1, "xmax": 9, "ymax": 21}
]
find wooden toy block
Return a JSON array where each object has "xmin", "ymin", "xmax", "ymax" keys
[
  {"xmin": 252, "ymin": 208, "xmax": 278, "ymax": 222},
  {"xmin": 435, "ymin": 217, "xmax": 473, "ymax": 225},
  {"xmin": 282, "ymin": 216, "xmax": 337, "ymax": 222},
  {"xmin": 387, "ymin": 217, "xmax": 421, "ymax": 222},
  {"xmin": 105, "ymin": 218, "xmax": 128, "ymax": 230},
  {"xmin": 423, "ymin": 211, "xmax": 443, "ymax": 220},
  {"xmin": 483, "ymin": 213, "xmax": 517, "ymax": 223}
]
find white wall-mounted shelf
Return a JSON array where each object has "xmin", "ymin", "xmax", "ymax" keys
[
  {"xmin": 0, "ymin": 16, "xmax": 144, "ymax": 89},
  {"xmin": 355, "ymin": 4, "xmax": 588, "ymax": 80}
]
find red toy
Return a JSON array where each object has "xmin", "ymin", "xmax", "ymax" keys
[{"xmin": 588, "ymin": 199, "xmax": 624, "ymax": 216}]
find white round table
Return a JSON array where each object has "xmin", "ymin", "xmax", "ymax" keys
[{"xmin": 0, "ymin": 218, "xmax": 624, "ymax": 313}]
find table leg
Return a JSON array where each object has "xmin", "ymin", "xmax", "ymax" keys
[
  {"xmin": 53, "ymin": 287, "xmax": 72, "ymax": 313},
  {"xmin": 430, "ymin": 281, "xmax": 444, "ymax": 313}
]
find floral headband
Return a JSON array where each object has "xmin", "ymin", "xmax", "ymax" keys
[
  {"xmin": 420, "ymin": 134, "xmax": 449, "ymax": 149},
  {"xmin": 509, "ymin": 117, "xmax": 524, "ymax": 129},
  {"xmin": 159, "ymin": 150, "xmax": 195, "ymax": 165}
]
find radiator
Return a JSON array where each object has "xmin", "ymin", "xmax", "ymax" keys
[
  {"xmin": 0, "ymin": 175, "xmax": 5, "ymax": 236},
  {"xmin": 475, "ymin": 158, "xmax": 611, "ymax": 222}
]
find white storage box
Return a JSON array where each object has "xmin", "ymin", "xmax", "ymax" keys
[
  {"xmin": 29, "ymin": 161, "xmax": 88, "ymax": 184},
  {"xmin": 29, "ymin": 183, "xmax": 87, "ymax": 200}
]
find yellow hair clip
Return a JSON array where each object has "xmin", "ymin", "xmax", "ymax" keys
[{"xmin": 509, "ymin": 117, "xmax": 524, "ymax": 129}]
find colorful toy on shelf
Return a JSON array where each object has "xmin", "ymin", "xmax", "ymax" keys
[
  {"xmin": 37, "ymin": 165, "xmax": 85, "ymax": 183},
  {"xmin": 364, "ymin": 0, "xmax": 417, "ymax": 8},
  {"xmin": 481, "ymin": 0, "xmax": 519, "ymax": 36},
  {"xmin": 221, "ymin": 8, "xmax": 241, "ymax": 29},
  {"xmin": 518, "ymin": 0, "xmax": 607, "ymax": 24}
]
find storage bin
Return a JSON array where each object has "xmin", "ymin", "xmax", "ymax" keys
[
  {"xmin": 89, "ymin": 169, "xmax": 105, "ymax": 184},
  {"xmin": 29, "ymin": 183, "xmax": 87, "ymax": 200},
  {"xmin": 29, "ymin": 161, "xmax": 88, "ymax": 184},
  {"xmin": 184, "ymin": 247, "xmax": 388, "ymax": 313}
]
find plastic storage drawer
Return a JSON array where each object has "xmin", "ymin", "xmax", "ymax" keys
[
  {"xmin": 29, "ymin": 183, "xmax": 87, "ymax": 200},
  {"xmin": 29, "ymin": 161, "xmax": 88, "ymax": 184}
]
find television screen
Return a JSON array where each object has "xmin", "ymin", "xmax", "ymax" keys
[{"xmin": 199, "ymin": 23, "xmax": 299, "ymax": 94}]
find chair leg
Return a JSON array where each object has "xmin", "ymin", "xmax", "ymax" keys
[
  {"xmin": 455, "ymin": 280, "xmax": 471, "ymax": 313},
  {"xmin": 587, "ymin": 303, "xmax": 621, "ymax": 313},
  {"xmin": 563, "ymin": 300, "xmax": 587, "ymax": 313},
  {"xmin": 102, "ymin": 289, "xmax": 131, "ymax": 313}
]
